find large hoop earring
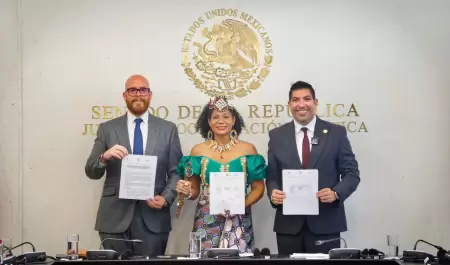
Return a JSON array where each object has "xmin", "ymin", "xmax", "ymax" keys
[
  {"xmin": 207, "ymin": 130, "xmax": 213, "ymax": 140},
  {"xmin": 230, "ymin": 129, "xmax": 238, "ymax": 140}
]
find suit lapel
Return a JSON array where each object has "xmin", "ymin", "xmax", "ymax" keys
[
  {"xmin": 285, "ymin": 121, "xmax": 302, "ymax": 168},
  {"xmin": 144, "ymin": 114, "xmax": 158, "ymax": 155},
  {"xmin": 114, "ymin": 115, "xmax": 132, "ymax": 153},
  {"xmin": 309, "ymin": 117, "xmax": 329, "ymax": 168}
]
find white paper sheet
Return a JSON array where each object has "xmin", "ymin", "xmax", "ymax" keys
[
  {"xmin": 119, "ymin": 155, "xmax": 157, "ymax": 200},
  {"xmin": 282, "ymin": 169, "xmax": 319, "ymax": 215},
  {"xmin": 209, "ymin": 172, "xmax": 245, "ymax": 215},
  {"xmin": 291, "ymin": 253, "xmax": 329, "ymax": 259}
]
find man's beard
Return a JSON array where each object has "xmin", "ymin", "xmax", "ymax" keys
[{"xmin": 127, "ymin": 99, "xmax": 149, "ymax": 116}]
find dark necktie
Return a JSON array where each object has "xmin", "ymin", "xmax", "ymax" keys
[
  {"xmin": 301, "ymin": 127, "xmax": 310, "ymax": 169},
  {"xmin": 133, "ymin": 118, "xmax": 143, "ymax": 155}
]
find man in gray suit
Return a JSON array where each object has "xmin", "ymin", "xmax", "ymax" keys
[
  {"xmin": 266, "ymin": 81, "xmax": 360, "ymax": 254},
  {"xmin": 85, "ymin": 74, "xmax": 182, "ymax": 257}
]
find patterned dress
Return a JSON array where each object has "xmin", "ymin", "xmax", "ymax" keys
[{"xmin": 176, "ymin": 155, "xmax": 267, "ymax": 254}]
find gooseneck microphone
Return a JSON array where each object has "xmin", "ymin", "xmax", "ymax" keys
[
  {"xmin": 86, "ymin": 239, "xmax": 143, "ymax": 260},
  {"xmin": 10, "ymin": 242, "xmax": 36, "ymax": 252},
  {"xmin": 315, "ymin": 238, "xmax": 348, "ymax": 248},
  {"xmin": 413, "ymin": 239, "xmax": 449, "ymax": 263},
  {"xmin": 316, "ymin": 238, "xmax": 361, "ymax": 259},
  {"xmin": 99, "ymin": 238, "xmax": 143, "ymax": 249},
  {"xmin": 443, "ymin": 252, "xmax": 450, "ymax": 262},
  {"xmin": 413, "ymin": 239, "xmax": 444, "ymax": 251}
]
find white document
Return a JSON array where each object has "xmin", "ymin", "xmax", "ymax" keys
[
  {"xmin": 291, "ymin": 253, "xmax": 329, "ymax": 259},
  {"xmin": 282, "ymin": 169, "xmax": 319, "ymax": 215},
  {"xmin": 119, "ymin": 155, "xmax": 157, "ymax": 200},
  {"xmin": 209, "ymin": 172, "xmax": 245, "ymax": 215}
]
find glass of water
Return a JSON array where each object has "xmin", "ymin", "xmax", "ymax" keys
[
  {"xmin": 67, "ymin": 234, "xmax": 79, "ymax": 260},
  {"xmin": 1, "ymin": 238, "xmax": 13, "ymax": 255},
  {"xmin": 387, "ymin": 234, "xmax": 399, "ymax": 257},
  {"xmin": 189, "ymin": 232, "xmax": 201, "ymax": 258},
  {"xmin": 1, "ymin": 238, "xmax": 13, "ymax": 264}
]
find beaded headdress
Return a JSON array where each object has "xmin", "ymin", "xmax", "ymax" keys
[{"xmin": 208, "ymin": 96, "xmax": 234, "ymax": 112}]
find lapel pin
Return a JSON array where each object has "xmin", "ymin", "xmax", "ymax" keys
[
  {"xmin": 323, "ymin": 129, "xmax": 328, "ymax": 134},
  {"xmin": 311, "ymin": 137, "xmax": 319, "ymax": 145}
]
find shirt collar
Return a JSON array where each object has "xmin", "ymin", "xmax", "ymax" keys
[
  {"xmin": 294, "ymin": 115, "xmax": 317, "ymax": 134},
  {"xmin": 127, "ymin": 110, "xmax": 149, "ymax": 124}
]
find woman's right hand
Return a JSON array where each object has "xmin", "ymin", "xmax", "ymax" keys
[{"xmin": 176, "ymin": 180, "xmax": 192, "ymax": 196}]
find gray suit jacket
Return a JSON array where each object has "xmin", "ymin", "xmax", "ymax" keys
[
  {"xmin": 266, "ymin": 117, "xmax": 360, "ymax": 235},
  {"xmin": 85, "ymin": 113, "xmax": 182, "ymax": 234}
]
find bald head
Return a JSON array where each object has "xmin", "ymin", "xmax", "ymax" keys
[{"xmin": 125, "ymin": 74, "xmax": 149, "ymax": 90}]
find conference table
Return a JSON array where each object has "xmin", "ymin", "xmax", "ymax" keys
[{"xmin": 51, "ymin": 256, "xmax": 407, "ymax": 265}]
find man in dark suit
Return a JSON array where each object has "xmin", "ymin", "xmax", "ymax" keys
[
  {"xmin": 85, "ymin": 74, "xmax": 182, "ymax": 257},
  {"xmin": 266, "ymin": 81, "xmax": 360, "ymax": 255}
]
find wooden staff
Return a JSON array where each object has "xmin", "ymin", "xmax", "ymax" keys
[{"xmin": 176, "ymin": 161, "xmax": 192, "ymax": 217}]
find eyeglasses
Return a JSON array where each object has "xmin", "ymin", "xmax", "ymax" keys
[{"xmin": 125, "ymin": 87, "xmax": 151, "ymax": 96}]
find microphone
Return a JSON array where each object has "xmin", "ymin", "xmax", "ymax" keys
[
  {"xmin": 413, "ymin": 239, "xmax": 450, "ymax": 262},
  {"xmin": 316, "ymin": 238, "xmax": 361, "ymax": 259},
  {"xmin": 5, "ymin": 241, "xmax": 37, "ymax": 253},
  {"xmin": 260, "ymin": 248, "xmax": 271, "ymax": 259},
  {"xmin": 2, "ymin": 255, "xmax": 17, "ymax": 265},
  {"xmin": 99, "ymin": 238, "xmax": 143, "ymax": 249},
  {"xmin": 442, "ymin": 252, "xmax": 450, "ymax": 264},
  {"xmin": 85, "ymin": 238, "xmax": 143, "ymax": 260},
  {"xmin": 315, "ymin": 238, "xmax": 347, "ymax": 248},
  {"xmin": 414, "ymin": 239, "xmax": 445, "ymax": 251},
  {"xmin": 4, "ymin": 241, "xmax": 47, "ymax": 263}
]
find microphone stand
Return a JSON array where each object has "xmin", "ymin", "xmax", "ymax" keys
[
  {"xmin": 98, "ymin": 238, "xmax": 143, "ymax": 259},
  {"xmin": 414, "ymin": 239, "xmax": 445, "ymax": 251},
  {"xmin": 316, "ymin": 238, "xmax": 348, "ymax": 248},
  {"xmin": 413, "ymin": 239, "xmax": 449, "ymax": 263},
  {"xmin": 315, "ymin": 237, "xmax": 361, "ymax": 259}
]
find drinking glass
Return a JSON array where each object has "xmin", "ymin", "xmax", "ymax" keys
[
  {"xmin": 1, "ymin": 238, "xmax": 13, "ymax": 264},
  {"xmin": 67, "ymin": 234, "xmax": 79, "ymax": 260},
  {"xmin": 189, "ymin": 232, "xmax": 201, "ymax": 258},
  {"xmin": 387, "ymin": 234, "xmax": 399, "ymax": 257}
]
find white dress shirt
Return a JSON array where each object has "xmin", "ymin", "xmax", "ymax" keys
[
  {"xmin": 127, "ymin": 111, "xmax": 149, "ymax": 154},
  {"xmin": 294, "ymin": 115, "xmax": 317, "ymax": 165},
  {"xmin": 293, "ymin": 116, "xmax": 339, "ymax": 199}
]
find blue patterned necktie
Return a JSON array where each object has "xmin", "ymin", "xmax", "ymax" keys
[{"xmin": 133, "ymin": 118, "xmax": 143, "ymax": 155}]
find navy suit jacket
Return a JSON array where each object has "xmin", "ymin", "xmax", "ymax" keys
[{"xmin": 266, "ymin": 117, "xmax": 360, "ymax": 235}]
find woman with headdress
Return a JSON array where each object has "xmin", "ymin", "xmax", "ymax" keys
[{"xmin": 175, "ymin": 96, "xmax": 267, "ymax": 254}]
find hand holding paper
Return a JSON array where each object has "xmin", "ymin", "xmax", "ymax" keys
[
  {"xmin": 147, "ymin": 195, "xmax": 166, "ymax": 209},
  {"xmin": 103, "ymin": 144, "xmax": 129, "ymax": 161},
  {"xmin": 316, "ymin": 188, "xmax": 336, "ymax": 203},
  {"xmin": 271, "ymin": 189, "xmax": 286, "ymax": 205}
]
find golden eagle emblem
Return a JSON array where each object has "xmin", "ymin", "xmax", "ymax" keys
[{"xmin": 182, "ymin": 11, "xmax": 273, "ymax": 98}]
